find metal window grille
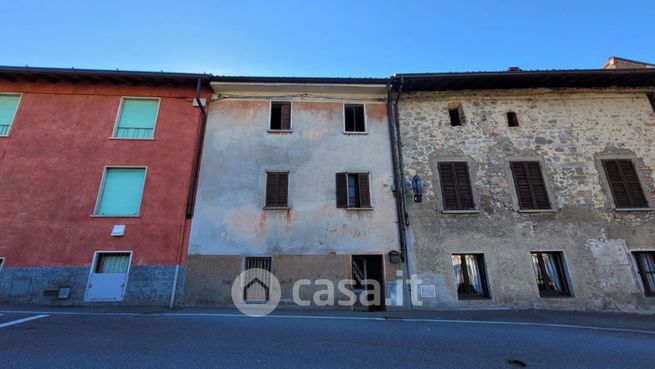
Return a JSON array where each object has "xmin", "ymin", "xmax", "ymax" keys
[{"xmin": 243, "ymin": 257, "xmax": 272, "ymax": 302}]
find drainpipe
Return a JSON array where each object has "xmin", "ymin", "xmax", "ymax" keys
[
  {"xmin": 170, "ymin": 78, "xmax": 208, "ymax": 308},
  {"xmin": 387, "ymin": 77, "xmax": 413, "ymax": 309}
]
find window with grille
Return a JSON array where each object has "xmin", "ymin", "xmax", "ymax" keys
[
  {"xmin": 243, "ymin": 257, "xmax": 272, "ymax": 302},
  {"xmin": 0, "ymin": 94, "xmax": 21, "ymax": 136},
  {"xmin": 510, "ymin": 161, "xmax": 551, "ymax": 210},
  {"xmin": 633, "ymin": 252, "xmax": 655, "ymax": 296},
  {"xmin": 451, "ymin": 254, "xmax": 489, "ymax": 299},
  {"xmin": 530, "ymin": 252, "xmax": 570, "ymax": 297},
  {"xmin": 113, "ymin": 98, "xmax": 159, "ymax": 139},
  {"xmin": 438, "ymin": 162, "xmax": 475, "ymax": 211},
  {"xmin": 265, "ymin": 172, "xmax": 289, "ymax": 208},
  {"xmin": 601, "ymin": 159, "xmax": 648, "ymax": 209},
  {"xmin": 95, "ymin": 253, "xmax": 131, "ymax": 274},
  {"xmin": 270, "ymin": 101, "xmax": 291, "ymax": 131},
  {"xmin": 336, "ymin": 172, "xmax": 371, "ymax": 209},
  {"xmin": 344, "ymin": 104, "xmax": 366, "ymax": 133}
]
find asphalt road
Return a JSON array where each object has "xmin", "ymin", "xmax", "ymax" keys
[{"xmin": 0, "ymin": 309, "xmax": 654, "ymax": 369}]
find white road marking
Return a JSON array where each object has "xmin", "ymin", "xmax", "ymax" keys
[
  {"xmin": 0, "ymin": 314, "xmax": 49, "ymax": 328},
  {"xmin": 0, "ymin": 309, "xmax": 653, "ymax": 335}
]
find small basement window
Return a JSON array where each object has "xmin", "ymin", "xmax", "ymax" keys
[
  {"xmin": 506, "ymin": 112, "xmax": 519, "ymax": 127},
  {"xmin": 270, "ymin": 101, "xmax": 291, "ymax": 131},
  {"xmin": 647, "ymin": 93, "xmax": 655, "ymax": 112},
  {"xmin": 344, "ymin": 104, "xmax": 366, "ymax": 133},
  {"xmin": 243, "ymin": 257, "xmax": 272, "ymax": 301},
  {"xmin": 448, "ymin": 103, "xmax": 463, "ymax": 126}
]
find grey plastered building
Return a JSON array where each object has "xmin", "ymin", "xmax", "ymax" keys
[
  {"xmin": 391, "ymin": 67, "xmax": 655, "ymax": 313},
  {"xmin": 182, "ymin": 77, "xmax": 407, "ymax": 309}
]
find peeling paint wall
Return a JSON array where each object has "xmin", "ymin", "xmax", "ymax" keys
[
  {"xmin": 399, "ymin": 88, "xmax": 655, "ymax": 312},
  {"xmin": 185, "ymin": 96, "xmax": 400, "ymax": 304}
]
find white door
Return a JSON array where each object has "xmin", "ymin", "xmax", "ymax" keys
[{"xmin": 85, "ymin": 252, "xmax": 132, "ymax": 302}]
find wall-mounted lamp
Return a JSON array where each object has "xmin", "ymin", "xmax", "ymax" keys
[{"xmin": 412, "ymin": 175, "xmax": 423, "ymax": 203}]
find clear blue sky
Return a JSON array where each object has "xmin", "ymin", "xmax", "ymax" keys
[{"xmin": 2, "ymin": 0, "xmax": 653, "ymax": 77}]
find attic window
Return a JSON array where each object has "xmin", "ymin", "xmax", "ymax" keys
[
  {"xmin": 448, "ymin": 103, "xmax": 463, "ymax": 126},
  {"xmin": 507, "ymin": 112, "xmax": 519, "ymax": 127},
  {"xmin": 647, "ymin": 93, "xmax": 655, "ymax": 112}
]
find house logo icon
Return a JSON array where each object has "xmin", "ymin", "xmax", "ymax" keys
[{"xmin": 231, "ymin": 268, "xmax": 281, "ymax": 317}]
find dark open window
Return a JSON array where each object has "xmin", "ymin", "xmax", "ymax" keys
[
  {"xmin": 510, "ymin": 161, "xmax": 551, "ymax": 210},
  {"xmin": 452, "ymin": 254, "xmax": 489, "ymax": 299},
  {"xmin": 243, "ymin": 257, "xmax": 272, "ymax": 301},
  {"xmin": 265, "ymin": 172, "xmax": 289, "ymax": 208},
  {"xmin": 448, "ymin": 104, "xmax": 463, "ymax": 126},
  {"xmin": 602, "ymin": 159, "xmax": 648, "ymax": 209},
  {"xmin": 530, "ymin": 252, "xmax": 570, "ymax": 297},
  {"xmin": 336, "ymin": 172, "xmax": 371, "ymax": 209},
  {"xmin": 344, "ymin": 104, "xmax": 366, "ymax": 132},
  {"xmin": 0, "ymin": 257, "xmax": 4, "ymax": 271},
  {"xmin": 647, "ymin": 93, "xmax": 655, "ymax": 112},
  {"xmin": 506, "ymin": 112, "xmax": 519, "ymax": 127},
  {"xmin": 438, "ymin": 162, "xmax": 475, "ymax": 211},
  {"xmin": 270, "ymin": 102, "xmax": 291, "ymax": 131},
  {"xmin": 634, "ymin": 252, "xmax": 655, "ymax": 296}
]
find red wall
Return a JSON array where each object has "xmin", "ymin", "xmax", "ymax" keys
[{"xmin": 0, "ymin": 81, "xmax": 210, "ymax": 268}]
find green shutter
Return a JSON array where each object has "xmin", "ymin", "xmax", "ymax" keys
[
  {"xmin": 96, "ymin": 168, "xmax": 146, "ymax": 216},
  {"xmin": 115, "ymin": 98, "xmax": 159, "ymax": 138},
  {"xmin": 0, "ymin": 94, "xmax": 21, "ymax": 136}
]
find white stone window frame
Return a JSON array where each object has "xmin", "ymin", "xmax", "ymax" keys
[
  {"xmin": 0, "ymin": 92, "xmax": 23, "ymax": 138},
  {"xmin": 594, "ymin": 154, "xmax": 654, "ymax": 212},
  {"xmin": 342, "ymin": 103, "xmax": 368, "ymax": 135},
  {"xmin": 505, "ymin": 156, "xmax": 559, "ymax": 213},
  {"xmin": 267, "ymin": 100, "xmax": 293, "ymax": 134},
  {"xmin": 432, "ymin": 157, "xmax": 482, "ymax": 214}
]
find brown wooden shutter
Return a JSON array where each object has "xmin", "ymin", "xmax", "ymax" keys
[
  {"xmin": 280, "ymin": 103, "xmax": 291, "ymax": 130},
  {"xmin": 336, "ymin": 173, "xmax": 348, "ymax": 208},
  {"xmin": 602, "ymin": 159, "xmax": 648, "ymax": 208},
  {"xmin": 510, "ymin": 161, "xmax": 550, "ymax": 210},
  {"xmin": 357, "ymin": 173, "xmax": 371, "ymax": 208},
  {"xmin": 438, "ymin": 162, "xmax": 474, "ymax": 210},
  {"xmin": 265, "ymin": 172, "xmax": 288, "ymax": 207}
]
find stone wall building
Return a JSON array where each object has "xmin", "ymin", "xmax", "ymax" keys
[
  {"xmin": 182, "ymin": 77, "xmax": 406, "ymax": 309},
  {"xmin": 392, "ymin": 69, "xmax": 655, "ymax": 313}
]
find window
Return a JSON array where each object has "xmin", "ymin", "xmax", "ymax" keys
[
  {"xmin": 506, "ymin": 112, "xmax": 519, "ymax": 127},
  {"xmin": 270, "ymin": 102, "xmax": 291, "ymax": 131},
  {"xmin": 344, "ymin": 104, "xmax": 366, "ymax": 133},
  {"xmin": 243, "ymin": 257, "xmax": 272, "ymax": 302},
  {"xmin": 510, "ymin": 161, "xmax": 551, "ymax": 210},
  {"xmin": 451, "ymin": 254, "xmax": 489, "ymax": 299},
  {"xmin": 448, "ymin": 103, "xmax": 463, "ymax": 126},
  {"xmin": 633, "ymin": 252, "xmax": 655, "ymax": 296},
  {"xmin": 601, "ymin": 159, "xmax": 648, "ymax": 209},
  {"xmin": 438, "ymin": 162, "xmax": 475, "ymax": 211},
  {"xmin": 265, "ymin": 172, "xmax": 289, "ymax": 208},
  {"xmin": 336, "ymin": 172, "xmax": 371, "ymax": 209},
  {"xmin": 94, "ymin": 168, "xmax": 146, "ymax": 216},
  {"xmin": 113, "ymin": 98, "xmax": 159, "ymax": 139},
  {"xmin": 0, "ymin": 94, "xmax": 21, "ymax": 136},
  {"xmin": 530, "ymin": 252, "xmax": 570, "ymax": 297},
  {"xmin": 647, "ymin": 93, "xmax": 655, "ymax": 112},
  {"xmin": 95, "ymin": 253, "xmax": 131, "ymax": 273}
]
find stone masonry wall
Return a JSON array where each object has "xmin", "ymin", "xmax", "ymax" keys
[{"xmin": 399, "ymin": 88, "xmax": 655, "ymax": 313}]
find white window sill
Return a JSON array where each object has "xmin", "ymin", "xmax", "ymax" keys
[
  {"xmin": 346, "ymin": 207, "xmax": 374, "ymax": 211},
  {"xmin": 343, "ymin": 131, "xmax": 368, "ymax": 135},
  {"xmin": 441, "ymin": 210, "xmax": 481, "ymax": 214},
  {"xmin": 263, "ymin": 207, "xmax": 290, "ymax": 210},
  {"xmin": 109, "ymin": 137, "xmax": 154, "ymax": 141},
  {"xmin": 91, "ymin": 214, "xmax": 141, "ymax": 218},
  {"xmin": 613, "ymin": 208, "xmax": 654, "ymax": 212},
  {"xmin": 267, "ymin": 130, "xmax": 293, "ymax": 134},
  {"xmin": 517, "ymin": 209, "xmax": 559, "ymax": 213}
]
